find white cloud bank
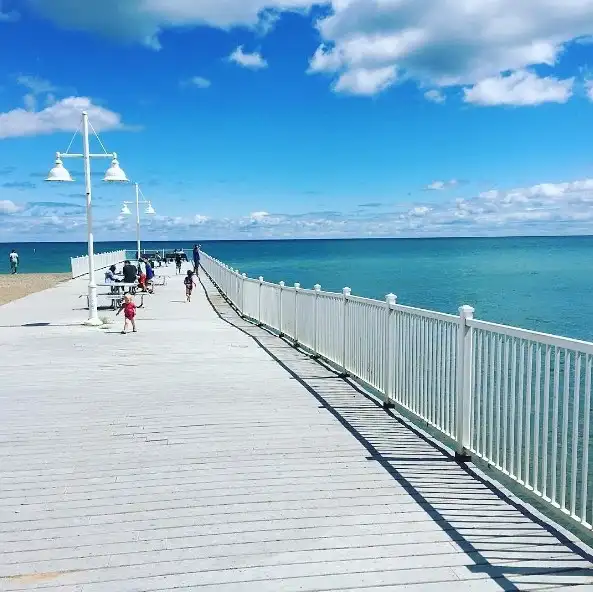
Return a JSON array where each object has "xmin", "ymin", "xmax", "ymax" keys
[
  {"xmin": 0, "ymin": 96, "xmax": 126, "ymax": 138},
  {"xmin": 4, "ymin": 177, "xmax": 593, "ymax": 240},
  {"xmin": 23, "ymin": 0, "xmax": 593, "ymax": 101}
]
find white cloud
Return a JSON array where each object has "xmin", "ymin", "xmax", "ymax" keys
[
  {"xmin": 586, "ymin": 79, "xmax": 593, "ymax": 101},
  {"xmin": 5, "ymin": 176, "xmax": 593, "ymax": 240},
  {"xmin": 463, "ymin": 70, "xmax": 574, "ymax": 106},
  {"xmin": 26, "ymin": 0, "xmax": 313, "ymax": 47},
  {"xmin": 183, "ymin": 76, "xmax": 211, "ymax": 89},
  {"xmin": 0, "ymin": 1, "xmax": 18, "ymax": 23},
  {"xmin": 308, "ymin": 0, "xmax": 593, "ymax": 96},
  {"xmin": 0, "ymin": 200, "xmax": 22, "ymax": 214},
  {"xmin": 0, "ymin": 96, "xmax": 127, "ymax": 139},
  {"xmin": 333, "ymin": 66, "xmax": 397, "ymax": 96},
  {"xmin": 16, "ymin": 74, "xmax": 58, "ymax": 95},
  {"xmin": 22, "ymin": 0, "xmax": 593, "ymax": 100},
  {"xmin": 427, "ymin": 180, "xmax": 458, "ymax": 191},
  {"xmin": 424, "ymin": 89, "xmax": 445, "ymax": 104},
  {"xmin": 228, "ymin": 46, "xmax": 268, "ymax": 70},
  {"xmin": 23, "ymin": 94, "xmax": 36, "ymax": 112}
]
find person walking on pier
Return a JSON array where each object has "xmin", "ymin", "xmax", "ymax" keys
[
  {"xmin": 175, "ymin": 252, "xmax": 182, "ymax": 274},
  {"xmin": 184, "ymin": 270, "xmax": 196, "ymax": 302},
  {"xmin": 117, "ymin": 293, "xmax": 137, "ymax": 334},
  {"xmin": 193, "ymin": 244, "xmax": 201, "ymax": 275},
  {"xmin": 9, "ymin": 249, "xmax": 18, "ymax": 274}
]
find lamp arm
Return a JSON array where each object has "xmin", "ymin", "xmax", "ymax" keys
[{"xmin": 59, "ymin": 153, "xmax": 115, "ymax": 159}]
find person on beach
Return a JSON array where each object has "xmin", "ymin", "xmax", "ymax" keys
[
  {"xmin": 9, "ymin": 249, "xmax": 18, "ymax": 274},
  {"xmin": 175, "ymin": 253, "xmax": 182, "ymax": 274},
  {"xmin": 116, "ymin": 293, "xmax": 137, "ymax": 334},
  {"xmin": 193, "ymin": 244, "xmax": 200, "ymax": 275},
  {"xmin": 184, "ymin": 270, "xmax": 196, "ymax": 302}
]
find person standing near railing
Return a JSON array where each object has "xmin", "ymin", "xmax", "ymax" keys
[{"xmin": 193, "ymin": 244, "xmax": 201, "ymax": 275}]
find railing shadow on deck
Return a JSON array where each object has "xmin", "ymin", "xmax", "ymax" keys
[{"xmin": 199, "ymin": 274, "xmax": 593, "ymax": 591}]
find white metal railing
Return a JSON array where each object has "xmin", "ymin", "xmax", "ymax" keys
[
  {"xmin": 201, "ymin": 251, "xmax": 593, "ymax": 535},
  {"xmin": 70, "ymin": 250, "xmax": 126, "ymax": 279}
]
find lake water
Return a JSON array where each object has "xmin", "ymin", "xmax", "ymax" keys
[{"xmin": 2, "ymin": 236, "xmax": 592, "ymax": 341}]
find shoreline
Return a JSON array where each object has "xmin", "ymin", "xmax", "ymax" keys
[{"xmin": 0, "ymin": 273, "xmax": 71, "ymax": 306}]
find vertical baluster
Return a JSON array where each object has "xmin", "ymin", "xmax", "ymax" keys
[
  {"xmin": 581, "ymin": 356, "xmax": 591, "ymax": 524},
  {"xmin": 279, "ymin": 281, "xmax": 284, "ymax": 336},
  {"xmin": 455, "ymin": 305, "xmax": 474, "ymax": 459},
  {"xmin": 510, "ymin": 339, "xmax": 517, "ymax": 476},
  {"xmin": 475, "ymin": 331, "xmax": 483, "ymax": 452},
  {"xmin": 430, "ymin": 321, "xmax": 437, "ymax": 425},
  {"xmin": 257, "ymin": 277, "xmax": 263, "ymax": 325},
  {"xmin": 447, "ymin": 323, "xmax": 454, "ymax": 435},
  {"xmin": 534, "ymin": 347, "xmax": 543, "ymax": 493},
  {"xmin": 516, "ymin": 342, "xmax": 525, "ymax": 483},
  {"xmin": 294, "ymin": 283, "xmax": 300, "ymax": 344},
  {"xmin": 313, "ymin": 284, "xmax": 321, "ymax": 356},
  {"xmin": 560, "ymin": 351, "xmax": 571, "ymax": 511},
  {"xmin": 414, "ymin": 316, "xmax": 420, "ymax": 413},
  {"xmin": 488, "ymin": 333, "xmax": 496, "ymax": 461},
  {"xmin": 341, "ymin": 288, "xmax": 351, "ymax": 376},
  {"xmin": 571, "ymin": 354, "xmax": 581, "ymax": 517},
  {"xmin": 437, "ymin": 321, "xmax": 444, "ymax": 431},
  {"xmin": 383, "ymin": 294, "xmax": 396, "ymax": 407},
  {"xmin": 501, "ymin": 338, "xmax": 510, "ymax": 472},
  {"xmin": 550, "ymin": 348, "xmax": 561, "ymax": 503},
  {"xmin": 523, "ymin": 343, "xmax": 533, "ymax": 487},
  {"xmin": 481, "ymin": 332, "xmax": 490, "ymax": 457},
  {"xmin": 495, "ymin": 336, "xmax": 503, "ymax": 467}
]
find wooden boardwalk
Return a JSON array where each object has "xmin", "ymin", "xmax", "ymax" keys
[{"xmin": 1, "ymin": 263, "xmax": 593, "ymax": 591}]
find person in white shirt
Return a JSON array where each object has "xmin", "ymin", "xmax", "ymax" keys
[{"xmin": 9, "ymin": 249, "xmax": 18, "ymax": 274}]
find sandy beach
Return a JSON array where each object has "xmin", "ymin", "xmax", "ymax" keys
[{"xmin": 0, "ymin": 273, "xmax": 71, "ymax": 306}]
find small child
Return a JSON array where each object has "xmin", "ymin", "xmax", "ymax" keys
[
  {"xmin": 117, "ymin": 293, "xmax": 137, "ymax": 334},
  {"xmin": 184, "ymin": 270, "xmax": 196, "ymax": 302}
]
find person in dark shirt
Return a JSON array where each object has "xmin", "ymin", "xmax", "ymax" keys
[
  {"xmin": 175, "ymin": 253, "xmax": 182, "ymax": 274},
  {"xmin": 192, "ymin": 244, "xmax": 200, "ymax": 274},
  {"xmin": 122, "ymin": 260, "xmax": 137, "ymax": 284}
]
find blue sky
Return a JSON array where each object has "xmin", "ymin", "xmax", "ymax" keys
[{"xmin": 1, "ymin": 0, "xmax": 593, "ymax": 240}]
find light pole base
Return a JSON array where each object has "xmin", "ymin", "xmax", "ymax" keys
[{"xmin": 83, "ymin": 317, "xmax": 103, "ymax": 327}]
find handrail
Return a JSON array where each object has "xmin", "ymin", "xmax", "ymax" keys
[
  {"xmin": 200, "ymin": 250, "xmax": 593, "ymax": 537},
  {"xmin": 70, "ymin": 250, "xmax": 126, "ymax": 279}
]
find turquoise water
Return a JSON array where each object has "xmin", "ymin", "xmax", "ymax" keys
[{"xmin": 2, "ymin": 237, "xmax": 593, "ymax": 341}]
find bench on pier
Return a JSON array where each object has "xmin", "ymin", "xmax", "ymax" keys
[{"xmin": 81, "ymin": 283, "xmax": 151, "ymax": 310}]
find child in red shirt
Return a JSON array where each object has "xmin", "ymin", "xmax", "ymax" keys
[{"xmin": 117, "ymin": 293, "xmax": 137, "ymax": 334}]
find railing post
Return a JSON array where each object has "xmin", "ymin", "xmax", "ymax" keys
[
  {"xmin": 456, "ymin": 304, "xmax": 475, "ymax": 461},
  {"xmin": 383, "ymin": 293, "xmax": 397, "ymax": 408},
  {"xmin": 279, "ymin": 281, "xmax": 285, "ymax": 336},
  {"xmin": 293, "ymin": 283, "xmax": 300, "ymax": 345},
  {"xmin": 241, "ymin": 273, "xmax": 247, "ymax": 317},
  {"xmin": 258, "ymin": 276, "xmax": 264, "ymax": 326},
  {"xmin": 341, "ymin": 287, "xmax": 351, "ymax": 376},
  {"xmin": 313, "ymin": 284, "xmax": 321, "ymax": 358}
]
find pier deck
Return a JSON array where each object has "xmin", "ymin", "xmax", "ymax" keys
[{"xmin": 1, "ymin": 264, "xmax": 593, "ymax": 591}]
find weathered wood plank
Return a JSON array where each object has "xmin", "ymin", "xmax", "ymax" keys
[{"xmin": 0, "ymin": 264, "xmax": 592, "ymax": 591}]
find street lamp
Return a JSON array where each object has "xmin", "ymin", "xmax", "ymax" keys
[
  {"xmin": 46, "ymin": 110, "xmax": 128, "ymax": 325},
  {"xmin": 120, "ymin": 183, "xmax": 156, "ymax": 259}
]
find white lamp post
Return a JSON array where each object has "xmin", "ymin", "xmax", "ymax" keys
[
  {"xmin": 46, "ymin": 110, "xmax": 128, "ymax": 325},
  {"xmin": 120, "ymin": 183, "xmax": 156, "ymax": 259}
]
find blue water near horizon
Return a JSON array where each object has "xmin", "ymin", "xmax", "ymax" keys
[{"xmin": 2, "ymin": 236, "xmax": 593, "ymax": 342}]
